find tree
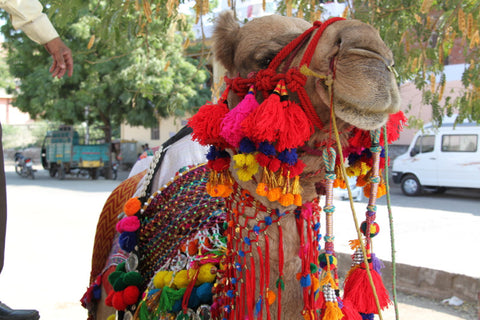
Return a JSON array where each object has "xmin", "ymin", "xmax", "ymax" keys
[
  {"xmin": 45, "ymin": 0, "xmax": 479, "ymax": 126},
  {"xmin": 0, "ymin": 1, "xmax": 210, "ymax": 153}
]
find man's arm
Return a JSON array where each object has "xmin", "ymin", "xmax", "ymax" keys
[{"xmin": 0, "ymin": 0, "xmax": 73, "ymax": 78}]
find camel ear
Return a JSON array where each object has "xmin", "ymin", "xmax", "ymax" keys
[{"xmin": 213, "ymin": 10, "xmax": 239, "ymax": 72}]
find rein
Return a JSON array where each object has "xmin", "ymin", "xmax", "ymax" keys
[{"xmin": 224, "ymin": 17, "xmax": 345, "ymax": 131}]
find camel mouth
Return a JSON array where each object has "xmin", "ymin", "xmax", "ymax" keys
[{"xmin": 334, "ymin": 103, "xmax": 390, "ymax": 130}]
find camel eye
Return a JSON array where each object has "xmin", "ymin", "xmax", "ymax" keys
[{"xmin": 259, "ymin": 56, "xmax": 273, "ymax": 69}]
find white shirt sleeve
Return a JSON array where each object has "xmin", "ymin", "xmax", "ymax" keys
[{"xmin": 0, "ymin": 0, "xmax": 59, "ymax": 44}]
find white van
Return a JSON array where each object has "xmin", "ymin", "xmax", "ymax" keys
[{"xmin": 392, "ymin": 118, "xmax": 480, "ymax": 196}]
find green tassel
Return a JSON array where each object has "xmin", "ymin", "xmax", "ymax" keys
[
  {"xmin": 158, "ymin": 287, "xmax": 186, "ymax": 312},
  {"xmin": 276, "ymin": 277, "xmax": 285, "ymax": 290}
]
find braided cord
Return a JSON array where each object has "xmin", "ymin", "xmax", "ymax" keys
[
  {"xmin": 383, "ymin": 126, "xmax": 399, "ymax": 320},
  {"xmin": 330, "ymin": 100, "xmax": 385, "ymax": 320}
]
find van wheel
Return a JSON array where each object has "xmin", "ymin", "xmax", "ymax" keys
[{"xmin": 401, "ymin": 174, "xmax": 422, "ymax": 196}]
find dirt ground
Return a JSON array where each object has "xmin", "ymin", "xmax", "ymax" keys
[{"xmin": 383, "ymin": 291, "xmax": 478, "ymax": 320}]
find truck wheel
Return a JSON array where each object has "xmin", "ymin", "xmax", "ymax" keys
[
  {"xmin": 401, "ymin": 174, "xmax": 422, "ymax": 196},
  {"xmin": 59, "ymin": 165, "xmax": 65, "ymax": 180},
  {"xmin": 90, "ymin": 168, "xmax": 98, "ymax": 180},
  {"xmin": 49, "ymin": 164, "xmax": 57, "ymax": 177}
]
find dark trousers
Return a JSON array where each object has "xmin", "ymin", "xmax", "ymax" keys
[{"xmin": 0, "ymin": 122, "xmax": 6, "ymax": 273}]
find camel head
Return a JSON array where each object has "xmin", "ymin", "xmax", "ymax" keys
[
  {"xmin": 213, "ymin": 11, "xmax": 400, "ymax": 130},
  {"xmin": 190, "ymin": 11, "xmax": 402, "ymax": 208}
]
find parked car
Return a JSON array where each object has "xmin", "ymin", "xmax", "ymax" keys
[
  {"xmin": 392, "ymin": 116, "xmax": 480, "ymax": 196},
  {"xmin": 333, "ymin": 176, "xmax": 364, "ymax": 202}
]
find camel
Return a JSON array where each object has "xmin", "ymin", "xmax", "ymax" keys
[{"xmin": 82, "ymin": 10, "xmax": 402, "ymax": 320}]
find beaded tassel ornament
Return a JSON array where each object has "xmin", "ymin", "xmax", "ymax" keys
[{"xmin": 342, "ymin": 129, "xmax": 391, "ymax": 318}]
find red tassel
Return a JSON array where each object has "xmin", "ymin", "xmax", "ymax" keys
[
  {"xmin": 384, "ymin": 111, "xmax": 407, "ymax": 144},
  {"xmin": 241, "ymin": 82, "xmax": 286, "ymax": 144},
  {"xmin": 276, "ymin": 84, "xmax": 313, "ymax": 151},
  {"xmin": 189, "ymin": 100, "xmax": 230, "ymax": 147},
  {"xmin": 340, "ymin": 298, "xmax": 362, "ymax": 320},
  {"xmin": 342, "ymin": 264, "xmax": 391, "ymax": 314}
]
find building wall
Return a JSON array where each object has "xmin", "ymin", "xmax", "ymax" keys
[
  {"xmin": 120, "ymin": 116, "xmax": 190, "ymax": 154},
  {"xmin": 0, "ymin": 92, "xmax": 32, "ymax": 125}
]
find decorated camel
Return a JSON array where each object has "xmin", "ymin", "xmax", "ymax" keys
[{"xmin": 82, "ymin": 10, "xmax": 406, "ymax": 320}]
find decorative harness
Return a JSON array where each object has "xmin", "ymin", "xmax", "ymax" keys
[{"xmin": 224, "ymin": 17, "xmax": 345, "ymax": 131}]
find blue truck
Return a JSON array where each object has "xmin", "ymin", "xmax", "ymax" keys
[{"xmin": 41, "ymin": 126, "xmax": 110, "ymax": 179}]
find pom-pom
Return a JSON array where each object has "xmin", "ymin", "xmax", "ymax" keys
[
  {"xmin": 119, "ymin": 232, "xmax": 137, "ymax": 252},
  {"xmin": 196, "ymin": 282, "xmax": 214, "ymax": 304},
  {"xmin": 239, "ymin": 137, "xmax": 257, "ymax": 154},
  {"xmin": 342, "ymin": 264, "xmax": 391, "ymax": 314},
  {"xmin": 256, "ymin": 182, "xmax": 269, "ymax": 197},
  {"xmin": 106, "ymin": 314, "xmax": 116, "ymax": 320},
  {"xmin": 266, "ymin": 289, "xmax": 276, "ymax": 305},
  {"xmin": 189, "ymin": 100, "xmax": 230, "ymax": 147},
  {"xmin": 360, "ymin": 221, "xmax": 380, "ymax": 238},
  {"xmin": 173, "ymin": 270, "xmax": 191, "ymax": 289},
  {"xmin": 153, "ymin": 271, "xmax": 170, "ymax": 289},
  {"xmin": 108, "ymin": 271, "xmax": 123, "ymax": 287},
  {"xmin": 258, "ymin": 141, "xmax": 276, "ymax": 156},
  {"xmin": 294, "ymin": 194, "xmax": 303, "ymax": 207},
  {"xmin": 197, "ymin": 263, "xmax": 217, "ymax": 284},
  {"xmin": 278, "ymin": 149, "xmax": 298, "ymax": 166},
  {"xmin": 123, "ymin": 285, "xmax": 140, "ymax": 305},
  {"xmin": 300, "ymin": 274, "xmax": 312, "ymax": 287},
  {"xmin": 220, "ymin": 87, "xmax": 259, "ymax": 148},
  {"xmin": 105, "ymin": 290, "xmax": 115, "ymax": 307},
  {"xmin": 233, "ymin": 153, "xmax": 259, "ymax": 181},
  {"xmin": 123, "ymin": 271, "xmax": 143, "ymax": 286},
  {"xmin": 267, "ymin": 187, "xmax": 282, "ymax": 202},
  {"xmin": 319, "ymin": 253, "xmax": 338, "ymax": 270},
  {"xmin": 112, "ymin": 291, "xmax": 127, "ymax": 310},
  {"xmin": 123, "ymin": 197, "xmax": 141, "ymax": 216},
  {"xmin": 112, "ymin": 276, "xmax": 127, "ymax": 292},
  {"xmin": 279, "ymin": 193, "xmax": 294, "ymax": 207},
  {"xmin": 117, "ymin": 215, "xmax": 140, "ymax": 233}
]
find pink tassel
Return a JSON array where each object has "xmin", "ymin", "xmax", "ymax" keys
[{"xmin": 220, "ymin": 87, "xmax": 259, "ymax": 148}]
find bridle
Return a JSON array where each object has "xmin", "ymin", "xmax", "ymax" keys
[{"xmin": 224, "ymin": 17, "xmax": 346, "ymax": 131}]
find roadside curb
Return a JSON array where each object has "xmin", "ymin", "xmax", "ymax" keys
[{"xmin": 336, "ymin": 252, "xmax": 480, "ymax": 304}]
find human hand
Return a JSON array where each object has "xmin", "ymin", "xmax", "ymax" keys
[{"xmin": 44, "ymin": 37, "xmax": 74, "ymax": 79}]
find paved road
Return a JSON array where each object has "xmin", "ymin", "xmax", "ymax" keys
[{"xmin": 0, "ymin": 164, "xmax": 478, "ymax": 319}]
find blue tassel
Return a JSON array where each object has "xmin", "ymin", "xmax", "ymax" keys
[
  {"xmin": 300, "ymin": 274, "xmax": 311, "ymax": 287},
  {"xmin": 255, "ymin": 296, "xmax": 263, "ymax": 316}
]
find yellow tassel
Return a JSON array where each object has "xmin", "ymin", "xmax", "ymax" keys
[
  {"xmin": 320, "ymin": 271, "xmax": 336, "ymax": 288},
  {"xmin": 292, "ymin": 175, "xmax": 301, "ymax": 195},
  {"xmin": 348, "ymin": 239, "xmax": 361, "ymax": 250},
  {"xmin": 323, "ymin": 301, "xmax": 344, "ymax": 320}
]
